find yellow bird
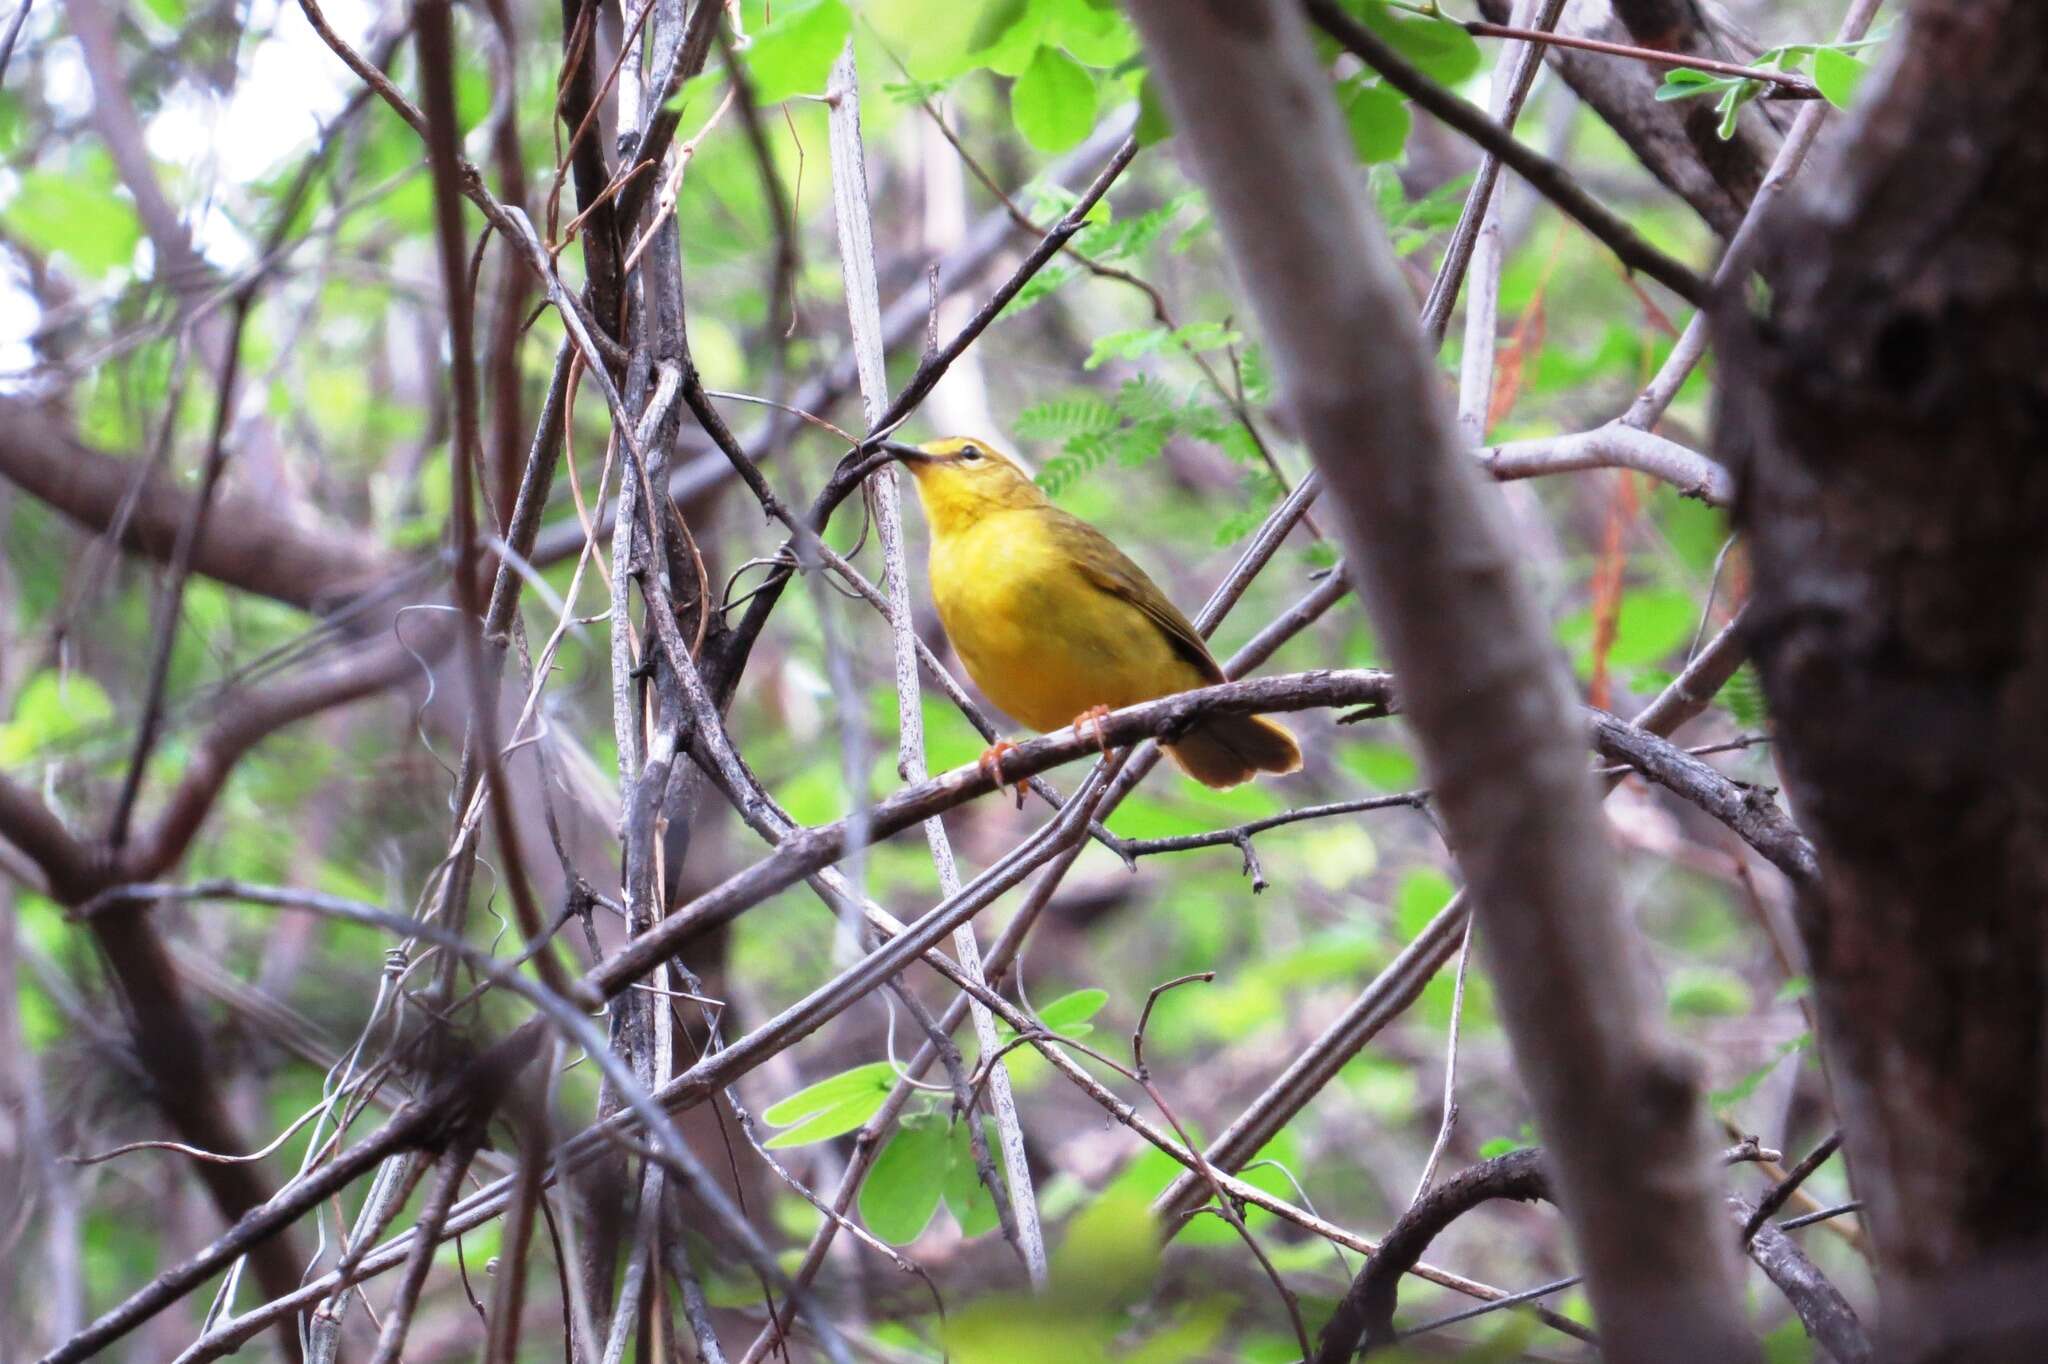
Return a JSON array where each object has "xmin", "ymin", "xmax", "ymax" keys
[{"xmin": 883, "ymin": 436, "xmax": 1302, "ymax": 790}]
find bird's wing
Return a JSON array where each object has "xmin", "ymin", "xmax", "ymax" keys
[{"xmin": 1050, "ymin": 509, "xmax": 1226, "ymax": 684}]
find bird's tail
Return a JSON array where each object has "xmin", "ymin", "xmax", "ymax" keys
[{"xmin": 1165, "ymin": 713, "xmax": 1303, "ymax": 789}]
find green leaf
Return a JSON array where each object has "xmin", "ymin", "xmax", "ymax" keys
[
  {"xmin": 942, "ymin": 1118, "xmax": 1003, "ymax": 1237},
  {"xmin": 1655, "ymin": 67, "xmax": 1738, "ymax": 101},
  {"xmin": 1127, "ymin": 1298, "xmax": 1234, "ymax": 1364},
  {"xmin": 1811, "ymin": 47, "xmax": 1869, "ymax": 109},
  {"xmin": 1558, "ymin": 587, "xmax": 1700, "ymax": 676},
  {"xmin": 1339, "ymin": 78, "xmax": 1410, "ymax": 164},
  {"xmin": 966, "ymin": 0, "xmax": 1030, "ymax": 53},
  {"xmin": 860, "ymin": 1112, "xmax": 950, "ymax": 1243},
  {"xmin": 988, "ymin": 987, "xmax": 1108, "ymax": 1085},
  {"xmin": 1074, "ymin": 192, "xmax": 1196, "ymax": 262},
  {"xmin": 1394, "ymin": 867, "xmax": 1456, "ymax": 940},
  {"xmin": 1356, "ymin": 1, "xmax": 1482, "ymax": 85},
  {"xmin": 1049, "ymin": 1190, "xmax": 1160, "ymax": 1308},
  {"xmin": 1014, "ymin": 396, "xmax": 1119, "ymax": 442},
  {"xmin": 1043, "ymin": 0, "xmax": 1137, "ymax": 68},
  {"xmin": 1107, "ymin": 420, "xmax": 1170, "ymax": 467},
  {"xmin": 1084, "ymin": 326, "xmax": 1171, "ymax": 370},
  {"xmin": 1032, "ymin": 987, "xmax": 1109, "ymax": 1034},
  {"xmin": 1716, "ymin": 85, "xmax": 1749, "ymax": 140},
  {"xmin": 1167, "ymin": 320, "xmax": 1243, "ymax": 353},
  {"xmin": 1477, "ymin": 1136, "xmax": 1522, "ymax": 1159},
  {"xmin": 1011, "ymin": 47, "xmax": 1098, "ymax": 153},
  {"xmin": 1668, "ymin": 966, "xmax": 1752, "ymax": 1018},
  {"xmin": 947, "ymin": 1297, "xmax": 1111, "ymax": 1364},
  {"xmin": 1135, "ymin": 71, "xmax": 1173, "ymax": 144},
  {"xmin": 1214, "ymin": 424, "xmax": 1264, "ymax": 467},
  {"xmin": 761, "ymin": 1060, "xmax": 896, "ymax": 1148},
  {"xmin": 1113, "ymin": 374, "xmax": 1178, "ymax": 422},
  {"xmin": 997, "ymin": 261, "xmax": 1079, "ymax": 321},
  {"xmin": 10, "ymin": 150, "xmax": 142, "ymax": 277},
  {"xmin": 1238, "ymin": 342, "xmax": 1272, "ymax": 404},
  {"xmin": 1723, "ymin": 663, "xmax": 1768, "ymax": 728},
  {"xmin": 1763, "ymin": 1316, "xmax": 1821, "ymax": 1364},
  {"xmin": 1711, "ymin": 1034, "xmax": 1808, "ymax": 1109},
  {"xmin": 0, "ymin": 671, "xmax": 116, "ymax": 765},
  {"xmin": 1341, "ymin": 741, "xmax": 1419, "ymax": 791},
  {"xmin": 743, "ymin": 0, "xmax": 850, "ymax": 104},
  {"xmin": 1214, "ymin": 504, "xmax": 1271, "ymax": 546}
]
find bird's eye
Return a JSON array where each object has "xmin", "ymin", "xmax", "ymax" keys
[{"xmin": 958, "ymin": 444, "xmax": 982, "ymax": 462}]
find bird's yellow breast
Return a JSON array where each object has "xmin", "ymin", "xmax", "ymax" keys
[{"xmin": 928, "ymin": 509, "xmax": 1210, "ymax": 734}]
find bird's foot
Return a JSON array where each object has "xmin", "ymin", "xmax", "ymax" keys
[
  {"xmin": 1071, "ymin": 704, "xmax": 1115, "ymax": 758},
  {"xmin": 978, "ymin": 740, "xmax": 1027, "ymax": 809}
]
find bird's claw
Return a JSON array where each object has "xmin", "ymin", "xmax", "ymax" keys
[
  {"xmin": 978, "ymin": 740, "xmax": 1027, "ymax": 809},
  {"xmin": 1072, "ymin": 704, "xmax": 1114, "ymax": 758}
]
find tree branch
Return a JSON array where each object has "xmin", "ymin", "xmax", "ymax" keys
[{"xmin": 1131, "ymin": 4, "xmax": 1756, "ymax": 1357}]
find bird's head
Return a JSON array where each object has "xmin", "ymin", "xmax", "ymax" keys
[{"xmin": 881, "ymin": 436, "xmax": 1047, "ymax": 533}]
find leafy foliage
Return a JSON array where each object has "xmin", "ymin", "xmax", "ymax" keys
[
  {"xmin": 1657, "ymin": 28, "xmax": 1891, "ymax": 134},
  {"xmin": 0, "ymin": 0, "xmax": 1843, "ymax": 1352}
]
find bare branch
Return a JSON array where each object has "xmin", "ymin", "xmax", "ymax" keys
[
  {"xmin": 824, "ymin": 36, "xmax": 1048, "ymax": 1287},
  {"xmin": 1131, "ymin": 4, "xmax": 1756, "ymax": 1356},
  {"xmin": 1482, "ymin": 424, "xmax": 1734, "ymax": 505}
]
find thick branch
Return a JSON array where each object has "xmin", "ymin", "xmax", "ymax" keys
[
  {"xmin": 1588, "ymin": 709, "xmax": 1816, "ymax": 885},
  {"xmin": 1483, "ymin": 424, "xmax": 1733, "ymax": 505},
  {"xmin": 1717, "ymin": 3, "xmax": 2048, "ymax": 1356},
  {"xmin": 0, "ymin": 398, "xmax": 387, "ymax": 612},
  {"xmin": 1131, "ymin": 3, "xmax": 1755, "ymax": 1358}
]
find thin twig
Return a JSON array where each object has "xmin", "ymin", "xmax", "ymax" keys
[
  {"xmin": 1743, "ymin": 1130, "xmax": 1843, "ymax": 1243},
  {"xmin": 1464, "ymin": 19, "xmax": 1823, "ymax": 96},
  {"xmin": 1410, "ymin": 915, "xmax": 1473, "ymax": 1204}
]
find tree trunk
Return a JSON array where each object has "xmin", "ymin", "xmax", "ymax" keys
[{"xmin": 1717, "ymin": 3, "xmax": 2048, "ymax": 1357}]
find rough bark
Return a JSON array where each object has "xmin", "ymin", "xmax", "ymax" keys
[
  {"xmin": 1129, "ymin": 2, "xmax": 1756, "ymax": 1359},
  {"xmin": 1716, "ymin": 3, "xmax": 2048, "ymax": 1358}
]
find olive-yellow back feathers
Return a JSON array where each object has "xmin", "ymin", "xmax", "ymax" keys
[{"xmin": 893, "ymin": 436, "xmax": 1301, "ymax": 789}]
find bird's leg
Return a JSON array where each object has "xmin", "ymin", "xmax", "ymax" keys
[
  {"xmin": 977, "ymin": 740, "xmax": 1027, "ymax": 809},
  {"xmin": 1072, "ymin": 704, "xmax": 1114, "ymax": 758}
]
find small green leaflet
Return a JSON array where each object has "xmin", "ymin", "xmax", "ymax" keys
[
  {"xmin": 1032, "ymin": 380, "xmax": 1179, "ymax": 494},
  {"xmin": 1084, "ymin": 322, "xmax": 1241, "ymax": 370},
  {"xmin": 967, "ymin": 0, "xmax": 1030, "ymax": 53},
  {"xmin": 1013, "ymin": 396, "xmax": 1119, "ymax": 442},
  {"xmin": 859, "ymin": 1111, "xmax": 1008, "ymax": 1244},
  {"xmin": 1135, "ymin": 71, "xmax": 1173, "ymax": 144},
  {"xmin": 1073, "ymin": 192, "xmax": 1198, "ymax": 263},
  {"xmin": 741, "ymin": 0, "xmax": 850, "ymax": 105},
  {"xmin": 1811, "ymin": 47, "xmax": 1870, "ymax": 109},
  {"xmin": 859, "ymin": 1110, "xmax": 952, "ymax": 1243},
  {"xmin": 1656, "ymin": 31, "xmax": 1889, "ymax": 137},
  {"xmin": 1711, "ymin": 1033, "xmax": 1810, "ymax": 1111},
  {"xmin": 1011, "ymin": 47, "xmax": 1098, "ymax": 152},
  {"xmin": 760, "ymin": 1060, "xmax": 897, "ymax": 1148},
  {"xmin": 997, "ymin": 262, "xmax": 1079, "ymax": 321},
  {"xmin": 1354, "ymin": 0, "xmax": 1482, "ymax": 86},
  {"xmin": 0, "ymin": 671, "xmax": 116, "ymax": 765},
  {"xmin": 995, "ymin": 986, "xmax": 1109, "ymax": 1042},
  {"xmin": 1340, "ymin": 77, "xmax": 1411, "ymax": 165}
]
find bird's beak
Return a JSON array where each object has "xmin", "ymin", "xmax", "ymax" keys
[{"xmin": 878, "ymin": 440, "xmax": 933, "ymax": 465}]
